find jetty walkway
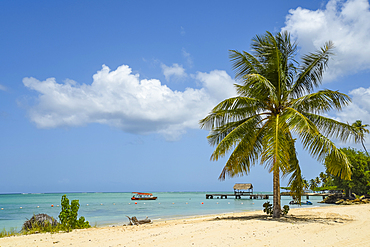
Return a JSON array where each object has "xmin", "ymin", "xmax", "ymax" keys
[{"xmin": 205, "ymin": 192, "xmax": 332, "ymax": 200}]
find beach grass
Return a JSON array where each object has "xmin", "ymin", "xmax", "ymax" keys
[{"xmin": 0, "ymin": 227, "xmax": 19, "ymax": 238}]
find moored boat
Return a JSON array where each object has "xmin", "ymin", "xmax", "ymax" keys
[
  {"xmin": 289, "ymin": 200, "xmax": 312, "ymax": 205},
  {"xmin": 131, "ymin": 192, "xmax": 157, "ymax": 200}
]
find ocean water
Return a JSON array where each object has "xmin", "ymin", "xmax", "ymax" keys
[{"xmin": 0, "ymin": 192, "xmax": 330, "ymax": 231}]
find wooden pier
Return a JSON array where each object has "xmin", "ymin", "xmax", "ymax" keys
[
  {"xmin": 206, "ymin": 192, "xmax": 332, "ymax": 200},
  {"xmin": 206, "ymin": 193, "xmax": 272, "ymax": 199},
  {"xmin": 207, "ymin": 183, "xmax": 335, "ymax": 200}
]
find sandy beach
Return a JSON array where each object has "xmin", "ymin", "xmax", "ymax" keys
[{"xmin": 1, "ymin": 204, "xmax": 369, "ymax": 247}]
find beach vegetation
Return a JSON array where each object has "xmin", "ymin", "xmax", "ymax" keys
[
  {"xmin": 0, "ymin": 195, "xmax": 91, "ymax": 238},
  {"xmin": 263, "ymin": 201, "xmax": 273, "ymax": 215},
  {"xmin": 59, "ymin": 194, "xmax": 90, "ymax": 232},
  {"xmin": 200, "ymin": 31, "xmax": 359, "ymax": 218},
  {"xmin": 351, "ymin": 120, "xmax": 369, "ymax": 155},
  {"xmin": 263, "ymin": 201, "xmax": 289, "ymax": 216},
  {"xmin": 0, "ymin": 227, "xmax": 19, "ymax": 238},
  {"xmin": 323, "ymin": 148, "xmax": 370, "ymax": 197},
  {"xmin": 22, "ymin": 213, "xmax": 58, "ymax": 233},
  {"xmin": 312, "ymin": 185, "xmax": 339, "ymax": 192},
  {"xmin": 21, "ymin": 218, "xmax": 60, "ymax": 235}
]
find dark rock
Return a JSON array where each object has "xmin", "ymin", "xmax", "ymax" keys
[{"xmin": 320, "ymin": 194, "xmax": 344, "ymax": 204}]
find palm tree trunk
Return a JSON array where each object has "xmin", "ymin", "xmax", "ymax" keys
[
  {"xmin": 273, "ymin": 168, "xmax": 281, "ymax": 218},
  {"xmin": 361, "ymin": 139, "xmax": 369, "ymax": 156}
]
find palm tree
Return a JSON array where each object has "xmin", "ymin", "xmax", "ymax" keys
[
  {"xmin": 200, "ymin": 31, "xmax": 354, "ymax": 218},
  {"xmin": 309, "ymin": 179, "xmax": 317, "ymax": 192},
  {"xmin": 302, "ymin": 178, "xmax": 309, "ymax": 191},
  {"xmin": 319, "ymin": 171, "xmax": 327, "ymax": 185},
  {"xmin": 351, "ymin": 120, "xmax": 369, "ymax": 155}
]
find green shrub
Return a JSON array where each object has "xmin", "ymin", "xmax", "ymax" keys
[
  {"xmin": 263, "ymin": 201, "xmax": 273, "ymax": 215},
  {"xmin": 263, "ymin": 201, "xmax": 289, "ymax": 216},
  {"xmin": 59, "ymin": 194, "xmax": 90, "ymax": 232},
  {"xmin": 282, "ymin": 205, "xmax": 290, "ymax": 215}
]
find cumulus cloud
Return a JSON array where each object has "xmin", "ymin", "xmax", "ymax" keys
[
  {"xmin": 23, "ymin": 64, "xmax": 236, "ymax": 140},
  {"xmin": 283, "ymin": 0, "xmax": 370, "ymax": 81},
  {"xmin": 161, "ymin": 63, "xmax": 187, "ymax": 82},
  {"xmin": 335, "ymin": 87, "xmax": 370, "ymax": 124},
  {"xmin": 195, "ymin": 70, "xmax": 237, "ymax": 101},
  {"xmin": 331, "ymin": 86, "xmax": 370, "ymax": 146}
]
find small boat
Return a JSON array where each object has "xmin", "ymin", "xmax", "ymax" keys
[
  {"xmin": 131, "ymin": 192, "xmax": 157, "ymax": 200},
  {"xmin": 289, "ymin": 200, "xmax": 312, "ymax": 205}
]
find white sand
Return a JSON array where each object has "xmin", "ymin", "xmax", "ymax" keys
[{"xmin": 1, "ymin": 204, "xmax": 370, "ymax": 247}]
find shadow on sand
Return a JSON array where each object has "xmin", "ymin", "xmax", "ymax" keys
[{"xmin": 210, "ymin": 213, "xmax": 353, "ymax": 225}]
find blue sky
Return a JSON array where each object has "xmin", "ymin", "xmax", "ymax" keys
[{"xmin": 1, "ymin": 0, "xmax": 370, "ymax": 193}]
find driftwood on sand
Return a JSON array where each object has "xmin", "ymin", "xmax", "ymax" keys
[
  {"xmin": 22, "ymin": 213, "xmax": 58, "ymax": 230},
  {"xmin": 126, "ymin": 216, "xmax": 152, "ymax": 225}
]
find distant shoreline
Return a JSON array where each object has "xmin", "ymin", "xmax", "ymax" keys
[{"xmin": 0, "ymin": 190, "xmax": 267, "ymax": 195}]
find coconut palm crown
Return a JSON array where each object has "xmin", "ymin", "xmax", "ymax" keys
[
  {"xmin": 200, "ymin": 31, "xmax": 357, "ymax": 218},
  {"xmin": 351, "ymin": 120, "xmax": 369, "ymax": 155}
]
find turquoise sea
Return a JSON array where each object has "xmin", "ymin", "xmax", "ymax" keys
[{"xmin": 0, "ymin": 192, "xmax": 330, "ymax": 231}]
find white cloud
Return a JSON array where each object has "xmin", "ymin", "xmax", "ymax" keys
[
  {"xmin": 180, "ymin": 26, "xmax": 186, "ymax": 36},
  {"xmin": 23, "ymin": 64, "xmax": 236, "ymax": 140},
  {"xmin": 161, "ymin": 63, "xmax": 187, "ymax": 81},
  {"xmin": 282, "ymin": 0, "xmax": 370, "ymax": 81},
  {"xmin": 335, "ymin": 86, "xmax": 370, "ymax": 124},
  {"xmin": 0, "ymin": 84, "xmax": 6, "ymax": 91},
  {"xmin": 182, "ymin": 48, "xmax": 193, "ymax": 68},
  {"xmin": 195, "ymin": 70, "xmax": 237, "ymax": 101},
  {"xmin": 332, "ymin": 86, "xmax": 370, "ymax": 147}
]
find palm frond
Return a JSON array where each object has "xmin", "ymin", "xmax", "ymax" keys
[
  {"xmin": 290, "ymin": 41, "xmax": 334, "ymax": 97},
  {"xmin": 299, "ymin": 132, "xmax": 351, "ymax": 179},
  {"xmin": 281, "ymin": 107, "xmax": 319, "ymax": 136},
  {"xmin": 218, "ymin": 121, "xmax": 266, "ymax": 180},
  {"xmin": 207, "ymin": 119, "xmax": 248, "ymax": 147},
  {"xmin": 210, "ymin": 115, "xmax": 263, "ymax": 161},
  {"xmin": 279, "ymin": 130, "xmax": 304, "ymax": 204},
  {"xmin": 235, "ymin": 74, "xmax": 277, "ymax": 102},
  {"xmin": 287, "ymin": 165, "xmax": 304, "ymax": 204},
  {"xmin": 229, "ymin": 50, "xmax": 263, "ymax": 80},
  {"xmin": 291, "ymin": 89, "xmax": 351, "ymax": 114},
  {"xmin": 260, "ymin": 115, "xmax": 292, "ymax": 173},
  {"xmin": 304, "ymin": 113, "xmax": 357, "ymax": 143},
  {"xmin": 199, "ymin": 97, "xmax": 262, "ymax": 130}
]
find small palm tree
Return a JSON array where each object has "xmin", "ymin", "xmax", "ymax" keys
[
  {"xmin": 200, "ymin": 31, "xmax": 355, "ymax": 218},
  {"xmin": 351, "ymin": 120, "xmax": 369, "ymax": 155},
  {"xmin": 319, "ymin": 171, "xmax": 327, "ymax": 184},
  {"xmin": 309, "ymin": 179, "xmax": 317, "ymax": 192},
  {"xmin": 302, "ymin": 179, "xmax": 309, "ymax": 191}
]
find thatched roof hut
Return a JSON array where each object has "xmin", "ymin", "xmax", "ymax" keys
[{"xmin": 233, "ymin": 183, "xmax": 253, "ymax": 193}]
